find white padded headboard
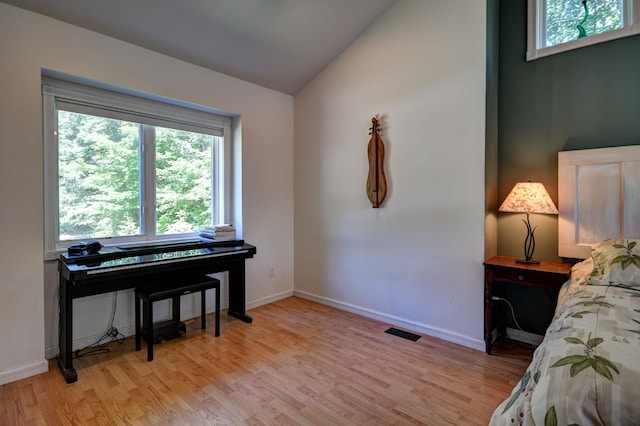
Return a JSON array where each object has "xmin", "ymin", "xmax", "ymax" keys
[{"xmin": 558, "ymin": 145, "xmax": 640, "ymax": 259}]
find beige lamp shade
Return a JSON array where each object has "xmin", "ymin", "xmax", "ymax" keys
[{"xmin": 499, "ymin": 182, "xmax": 558, "ymax": 215}]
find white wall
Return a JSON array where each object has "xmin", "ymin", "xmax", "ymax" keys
[
  {"xmin": 294, "ymin": 0, "xmax": 487, "ymax": 348},
  {"xmin": 0, "ymin": 3, "xmax": 294, "ymax": 384},
  {"xmin": 0, "ymin": 0, "xmax": 488, "ymax": 385}
]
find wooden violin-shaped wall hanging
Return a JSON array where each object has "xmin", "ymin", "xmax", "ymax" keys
[{"xmin": 366, "ymin": 115, "xmax": 387, "ymax": 208}]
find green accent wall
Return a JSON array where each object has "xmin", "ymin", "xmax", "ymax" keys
[
  {"xmin": 485, "ymin": 0, "xmax": 499, "ymax": 259},
  {"xmin": 492, "ymin": 0, "xmax": 640, "ymax": 336},
  {"xmin": 498, "ymin": 0, "xmax": 640, "ymax": 263}
]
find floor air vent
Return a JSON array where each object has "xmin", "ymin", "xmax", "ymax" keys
[{"xmin": 385, "ymin": 327, "xmax": 421, "ymax": 341}]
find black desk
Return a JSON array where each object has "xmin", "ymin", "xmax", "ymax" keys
[{"xmin": 57, "ymin": 240, "xmax": 256, "ymax": 383}]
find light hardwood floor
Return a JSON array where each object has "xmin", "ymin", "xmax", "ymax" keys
[{"xmin": 1, "ymin": 297, "xmax": 532, "ymax": 425}]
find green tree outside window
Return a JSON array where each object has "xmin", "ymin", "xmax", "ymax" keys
[{"xmin": 545, "ymin": 0, "xmax": 623, "ymax": 47}]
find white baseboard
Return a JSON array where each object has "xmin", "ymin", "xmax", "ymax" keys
[
  {"xmin": 45, "ymin": 290, "xmax": 296, "ymax": 360},
  {"xmin": 45, "ymin": 289, "xmax": 485, "ymax": 364},
  {"xmin": 246, "ymin": 289, "xmax": 294, "ymax": 310},
  {"xmin": 505, "ymin": 327, "xmax": 544, "ymax": 347},
  {"xmin": 294, "ymin": 290, "xmax": 485, "ymax": 352},
  {"xmin": 0, "ymin": 360, "xmax": 49, "ymax": 386}
]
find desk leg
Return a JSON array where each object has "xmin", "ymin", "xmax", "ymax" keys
[
  {"xmin": 56, "ymin": 273, "xmax": 77, "ymax": 383},
  {"xmin": 227, "ymin": 260, "xmax": 252, "ymax": 323}
]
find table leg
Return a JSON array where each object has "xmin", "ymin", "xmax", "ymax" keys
[
  {"xmin": 484, "ymin": 268, "xmax": 493, "ymax": 355},
  {"xmin": 56, "ymin": 272, "xmax": 77, "ymax": 383},
  {"xmin": 227, "ymin": 260, "xmax": 252, "ymax": 323}
]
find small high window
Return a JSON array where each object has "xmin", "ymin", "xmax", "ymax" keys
[{"xmin": 528, "ymin": 0, "xmax": 640, "ymax": 60}]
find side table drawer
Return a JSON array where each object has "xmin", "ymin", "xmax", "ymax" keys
[{"xmin": 491, "ymin": 267, "xmax": 567, "ymax": 289}]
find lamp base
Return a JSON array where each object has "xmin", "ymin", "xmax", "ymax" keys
[
  {"xmin": 518, "ymin": 213, "xmax": 540, "ymax": 265},
  {"xmin": 516, "ymin": 258, "xmax": 540, "ymax": 265}
]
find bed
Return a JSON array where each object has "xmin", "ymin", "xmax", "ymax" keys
[{"xmin": 490, "ymin": 146, "xmax": 640, "ymax": 425}]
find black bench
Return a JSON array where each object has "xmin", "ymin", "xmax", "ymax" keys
[{"xmin": 135, "ymin": 274, "xmax": 220, "ymax": 361}]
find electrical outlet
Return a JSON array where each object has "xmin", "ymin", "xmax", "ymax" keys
[{"xmin": 269, "ymin": 266, "xmax": 275, "ymax": 278}]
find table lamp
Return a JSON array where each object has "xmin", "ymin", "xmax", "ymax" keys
[{"xmin": 499, "ymin": 182, "xmax": 558, "ymax": 264}]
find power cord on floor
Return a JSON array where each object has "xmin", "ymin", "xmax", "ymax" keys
[
  {"xmin": 492, "ymin": 296, "xmax": 537, "ymax": 349},
  {"xmin": 73, "ymin": 291, "xmax": 127, "ymax": 359}
]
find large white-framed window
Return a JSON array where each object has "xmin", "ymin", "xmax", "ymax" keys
[
  {"xmin": 528, "ymin": 0, "xmax": 640, "ymax": 60},
  {"xmin": 43, "ymin": 75, "xmax": 232, "ymax": 259}
]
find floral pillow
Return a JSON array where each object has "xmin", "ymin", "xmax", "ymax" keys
[{"xmin": 588, "ymin": 239, "xmax": 640, "ymax": 289}]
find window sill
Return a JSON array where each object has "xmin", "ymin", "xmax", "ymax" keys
[
  {"xmin": 526, "ymin": 18, "xmax": 640, "ymax": 61},
  {"xmin": 527, "ymin": 26, "xmax": 640, "ymax": 61}
]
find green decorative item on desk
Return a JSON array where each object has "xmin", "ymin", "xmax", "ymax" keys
[{"xmin": 577, "ymin": 0, "xmax": 589, "ymax": 38}]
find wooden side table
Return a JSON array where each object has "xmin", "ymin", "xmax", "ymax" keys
[{"xmin": 483, "ymin": 256, "xmax": 572, "ymax": 354}]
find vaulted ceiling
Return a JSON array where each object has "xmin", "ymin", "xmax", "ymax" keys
[{"xmin": 2, "ymin": 0, "xmax": 396, "ymax": 95}]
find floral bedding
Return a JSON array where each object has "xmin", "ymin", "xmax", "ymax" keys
[{"xmin": 490, "ymin": 239, "xmax": 640, "ymax": 426}]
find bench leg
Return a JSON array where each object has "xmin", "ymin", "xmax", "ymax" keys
[
  {"xmin": 144, "ymin": 299, "xmax": 154, "ymax": 362},
  {"xmin": 215, "ymin": 284, "xmax": 220, "ymax": 337},
  {"xmin": 201, "ymin": 290, "xmax": 207, "ymax": 330},
  {"xmin": 135, "ymin": 295, "xmax": 141, "ymax": 351},
  {"xmin": 172, "ymin": 295, "xmax": 180, "ymax": 323}
]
